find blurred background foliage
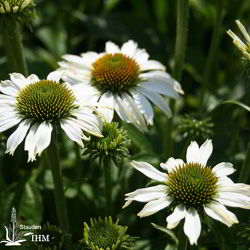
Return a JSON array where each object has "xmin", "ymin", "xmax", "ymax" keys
[{"xmin": 0, "ymin": 0, "xmax": 250, "ymax": 249}]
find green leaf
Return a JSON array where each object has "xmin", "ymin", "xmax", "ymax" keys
[
  {"xmin": 223, "ymin": 100, "xmax": 250, "ymax": 112},
  {"xmin": 151, "ymin": 223, "xmax": 178, "ymax": 245}
]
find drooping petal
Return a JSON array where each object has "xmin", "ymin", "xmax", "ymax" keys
[
  {"xmin": 212, "ymin": 162, "xmax": 235, "ymax": 177},
  {"xmin": 183, "ymin": 208, "xmax": 201, "ymax": 245},
  {"xmin": 204, "ymin": 201, "xmax": 238, "ymax": 227},
  {"xmin": 130, "ymin": 89, "xmax": 154, "ymax": 125},
  {"xmin": 137, "ymin": 196, "xmax": 173, "ymax": 217},
  {"xmin": 166, "ymin": 204, "xmax": 186, "ymax": 229},
  {"xmin": 72, "ymin": 112, "xmax": 103, "ymax": 137},
  {"xmin": 160, "ymin": 157, "xmax": 184, "ymax": 172},
  {"xmin": 137, "ymin": 87, "xmax": 172, "ymax": 117},
  {"xmin": 138, "ymin": 79, "xmax": 180, "ymax": 99},
  {"xmin": 139, "ymin": 71, "xmax": 184, "ymax": 94},
  {"xmin": 121, "ymin": 93, "xmax": 148, "ymax": 131},
  {"xmin": 6, "ymin": 119, "xmax": 31, "ymax": 155},
  {"xmin": 105, "ymin": 41, "xmax": 120, "ymax": 54},
  {"xmin": 97, "ymin": 92, "xmax": 115, "ymax": 123},
  {"xmin": 60, "ymin": 119, "xmax": 84, "ymax": 147},
  {"xmin": 25, "ymin": 122, "xmax": 53, "ymax": 162},
  {"xmin": 131, "ymin": 161, "xmax": 168, "ymax": 182},
  {"xmin": 125, "ymin": 185, "xmax": 168, "ymax": 203}
]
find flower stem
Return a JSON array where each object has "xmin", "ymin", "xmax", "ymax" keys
[
  {"xmin": 103, "ymin": 156, "xmax": 112, "ymax": 215},
  {"xmin": 164, "ymin": 0, "xmax": 190, "ymax": 158},
  {"xmin": 199, "ymin": 0, "xmax": 224, "ymax": 108},
  {"xmin": 45, "ymin": 133, "xmax": 69, "ymax": 232},
  {"xmin": 238, "ymin": 142, "xmax": 250, "ymax": 183},
  {"xmin": 2, "ymin": 16, "xmax": 28, "ymax": 76}
]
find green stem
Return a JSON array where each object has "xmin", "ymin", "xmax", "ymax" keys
[
  {"xmin": 238, "ymin": 142, "xmax": 250, "ymax": 183},
  {"xmin": 45, "ymin": 133, "xmax": 69, "ymax": 232},
  {"xmin": 103, "ymin": 156, "xmax": 112, "ymax": 215},
  {"xmin": 2, "ymin": 16, "xmax": 28, "ymax": 76},
  {"xmin": 200, "ymin": 0, "xmax": 224, "ymax": 108},
  {"xmin": 164, "ymin": 0, "xmax": 190, "ymax": 158},
  {"xmin": 178, "ymin": 227, "xmax": 188, "ymax": 250}
]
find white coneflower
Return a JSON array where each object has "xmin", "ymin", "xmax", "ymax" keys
[
  {"xmin": 57, "ymin": 40, "xmax": 184, "ymax": 131},
  {"xmin": 227, "ymin": 19, "xmax": 250, "ymax": 60},
  {"xmin": 0, "ymin": 72, "xmax": 103, "ymax": 162},
  {"xmin": 123, "ymin": 140, "xmax": 250, "ymax": 245},
  {"xmin": 0, "ymin": 0, "xmax": 32, "ymax": 13}
]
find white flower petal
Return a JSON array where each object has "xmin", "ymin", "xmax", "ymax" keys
[
  {"xmin": 122, "ymin": 200, "xmax": 133, "ymax": 209},
  {"xmin": 137, "ymin": 87, "xmax": 172, "ymax": 117},
  {"xmin": 166, "ymin": 204, "xmax": 186, "ymax": 229},
  {"xmin": 218, "ymin": 176, "xmax": 234, "ymax": 185},
  {"xmin": 62, "ymin": 54, "xmax": 92, "ymax": 70},
  {"xmin": 125, "ymin": 185, "xmax": 168, "ymax": 202},
  {"xmin": 196, "ymin": 139, "xmax": 213, "ymax": 165},
  {"xmin": 25, "ymin": 122, "xmax": 53, "ymax": 162},
  {"xmin": 140, "ymin": 71, "xmax": 184, "ymax": 94},
  {"xmin": 26, "ymin": 74, "xmax": 40, "ymax": 84},
  {"xmin": 105, "ymin": 41, "xmax": 120, "ymax": 54},
  {"xmin": 130, "ymin": 90, "xmax": 154, "ymax": 125},
  {"xmin": 121, "ymin": 40, "xmax": 138, "ymax": 57},
  {"xmin": 216, "ymin": 192, "xmax": 250, "ymax": 209},
  {"xmin": 0, "ymin": 116, "xmax": 21, "ymax": 133},
  {"xmin": 137, "ymin": 196, "xmax": 173, "ymax": 217},
  {"xmin": 219, "ymin": 183, "xmax": 250, "ymax": 196},
  {"xmin": 0, "ymin": 81, "xmax": 19, "ymax": 97},
  {"xmin": 122, "ymin": 93, "xmax": 148, "ymax": 131},
  {"xmin": 72, "ymin": 111, "xmax": 103, "ymax": 137},
  {"xmin": 47, "ymin": 71, "xmax": 63, "ymax": 82},
  {"xmin": 184, "ymin": 208, "xmax": 201, "ymax": 245},
  {"xmin": 204, "ymin": 202, "xmax": 238, "ymax": 227},
  {"xmin": 6, "ymin": 119, "xmax": 31, "ymax": 155},
  {"xmin": 131, "ymin": 161, "xmax": 168, "ymax": 182},
  {"xmin": 97, "ymin": 92, "xmax": 115, "ymax": 123},
  {"xmin": 133, "ymin": 49, "xmax": 149, "ymax": 64},
  {"xmin": 212, "ymin": 162, "xmax": 235, "ymax": 177},
  {"xmin": 80, "ymin": 51, "xmax": 101, "ymax": 64},
  {"xmin": 114, "ymin": 96, "xmax": 130, "ymax": 123},
  {"xmin": 160, "ymin": 157, "xmax": 184, "ymax": 172},
  {"xmin": 140, "ymin": 60, "xmax": 166, "ymax": 71},
  {"xmin": 186, "ymin": 141, "xmax": 199, "ymax": 163},
  {"xmin": 10, "ymin": 73, "xmax": 27, "ymax": 89},
  {"xmin": 138, "ymin": 79, "xmax": 180, "ymax": 99},
  {"xmin": 60, "ymin": 119, "xmax": 84, "ymax": 147}
]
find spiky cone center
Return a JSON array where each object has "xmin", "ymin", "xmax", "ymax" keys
[
  {"xmin": 16, "ymin": 80, "xmax": 77, "ymax": 122},
  {"xmin": 0, "ymin": 0, "xmax": 32, "ymax": 13},
  {"xmin": 84, "ymin": 217, "xmax": 126, "ymax": 250},
  {"xmin": 167, "ymin": 163, "xmax": 218, "ymax": 208},
  {"xmin": 91, "ymin": 53, "xmax": 140, "ymax": 93}
]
